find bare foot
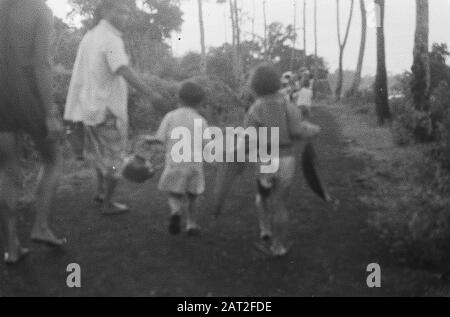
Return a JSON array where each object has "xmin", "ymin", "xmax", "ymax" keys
[
  {"xmin": 101, "ymin": 202, "xmax": 130, "ymax": 216},
  {"xmin": 31, "ymin": 229, "xmax": 67, "ymax": 248},
  {"xmin": 4, "ymin": 247, "xmax": 31, "ymax": 265},
  {"xmin": 186, "ymin": 226, "xmax": 201, "ymax": 237},
  {"xmin": 94, "ymin": 194, "xmax": 105, "ymax": 205}
]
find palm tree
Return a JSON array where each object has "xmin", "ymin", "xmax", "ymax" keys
[
  {"xmin": 348, "ymin": 0, "xmax": 367, "ymax": 96},
  {"xmin": 411, "ymin": 0, "xmax": 430, "ymax": 112},
  {"xmin": 374, "ymin": 0, "xmax": 391, "ymax": 124},
  {"xmin": 335, "ymin": 0, "xmax": 355, "ymax": 101}
]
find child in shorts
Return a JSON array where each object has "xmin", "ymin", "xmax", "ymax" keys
[
  {"xmin": 146, "ymin": 81, "xmax": 208, "ymax": 236},
  {"xmin": 246, "ymin": 64, "xmax": 320, "ymax": 257}
]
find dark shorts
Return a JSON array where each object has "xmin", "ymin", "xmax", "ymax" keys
[{"xmin": 0, "ymin": 68, "xmax": 55, "ymax": 163}]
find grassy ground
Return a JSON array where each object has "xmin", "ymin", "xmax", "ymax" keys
[{"xmin": 0, "ymin": 102, "xmax": 448, "ymax": 296}]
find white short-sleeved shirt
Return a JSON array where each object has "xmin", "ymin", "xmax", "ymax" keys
[
  {"xmin": 155, "ymin": 107, "xmax": 209, "ymax": 167},
  {"xmin": 295, "ymin": 88, "xmax": 313, "ymax": 108},
  {"xmin": 64, "ymin": 20, "xmax": 129, "ymax": 128}
]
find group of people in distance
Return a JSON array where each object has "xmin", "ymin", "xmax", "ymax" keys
[
  {"xmin": 280, "ymin": 69, "xmax": 315, "ymax": 119},
  {"xmin": 0, "ymin": 0, "xmax": 321, "ymax": 265}
]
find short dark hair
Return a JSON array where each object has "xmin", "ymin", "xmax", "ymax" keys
[
  {"xmin": 250, "ymin": 64, "xmax": 281, "ymax": 97},
  {"xmin": 93, "ymin": 0, "xmax": 122, "ymax": 27},
  {"xmin": 178, "ymin": 81, "xmax": 206, "ymax": 107}
]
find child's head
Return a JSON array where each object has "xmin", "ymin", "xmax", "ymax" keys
[
  {"xmin": 250, "ymin": 64, "xmax": 281, "ymax": 97},
  {"xmin": 302, "ymin": 78, "xmax": 311, "ymax": 89},
  {"xmin": 178, "ymin": 81, "xmax": 206, "ymax": 108}
]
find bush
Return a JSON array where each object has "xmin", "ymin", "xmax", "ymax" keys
[
  {"xmin": 368, "ymin": 156, "xmax": 450, "ymax": 267},
  {"xmin": 129, "ymin": 74, "xmax": 245, "ymax": 134}
]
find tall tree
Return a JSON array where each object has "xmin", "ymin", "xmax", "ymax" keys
[
  {"xmin": 335, "ymin": 0, "xmax": 354, "ymax": 101},
  {"xmin": 303, "ymin": 0, "xmax": 307, "ymax": 67},
  {"xmin": 313, "ymin": 0, "xmax": 319, "ymax": 96},
  {"xmin": 290, "ymin": 0, "xmax": 298, "ymax": 70},
  {"xmin": 347, "ymin": 0, "xmax": 367, "ymax": 96},
  {"xmin": 411, "ymin": 0, "xmax": 430, "ymax": 112},
  {"xmin": 197, "ymin": 0, "xmax": 207, "ymax": 74},
  {"xmin": 374, "ymin": 0, "xmax": 391, "ymax": 124},
  {"xmin": 232, "ymin": 0, "xmax": 243, "ymax": 85},
  {"xmin": 263, "ymin": 0, "xmax": 269, "ymax": 60}
]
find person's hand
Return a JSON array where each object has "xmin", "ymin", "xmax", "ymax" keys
[{"xmin": 46, "ymin": 107, "xmax": 64, "ymax": 141}]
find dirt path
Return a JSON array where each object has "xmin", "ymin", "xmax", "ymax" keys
[{"xmin": 0, "ymin": 104, "xmax": 441, "ymax": 296}]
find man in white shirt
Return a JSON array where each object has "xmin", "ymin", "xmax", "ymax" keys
[{"xmin": 65, "ymin": 0, "xmax": 161, "ymax": 215}]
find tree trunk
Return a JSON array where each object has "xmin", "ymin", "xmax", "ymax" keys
[
  {"xmin": 374, "ymin": 0, "xmax": 391, "ymax": 125},
  {"xmin": 229, "ymin": 0, "xmax": 240, "ymax": 87},
  {"xmin": 252, "ymin": 0, "xmax": 256, "ymax": 43},
  {"xmin": 313, "ymin": 0, "xmax": 318, "ymax": 98},
  {"xmin": 411, "ymin": 0, "xmax": 430, "ymax": 112},
  {"xmin": 290, "ymin": 0, "xmax": 298, "ymax": 70},
  {"xmin": 197, "ymin": 0, "xmax": 207, "ymax": 74},
  {"xmin": 233, "ymin": 0, "xmax": 243, "ymax": 85},
  {"xmin": 303, "ymin": 0, "xmax": 307, "ymax": 67},
  {"xmin": 348, "ymin": 0, "xmax": 367, "ymax": 97},
  {"xmin": 335, "ymin": 0, "xmax": 354, "ymax": 101},
  {"xmin": 263, "ymin": 0, "xmax": 268, "ymax": 60},
  {"xmin": 229, "ymin": 0, "xmax": 236, "ymax": 47}
]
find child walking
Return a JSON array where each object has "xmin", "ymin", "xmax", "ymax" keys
[
  {"xmin": 246, "ymin": 64, "xmax": 321, "ymax": 257},
  {"xmin": 146, "ymin": 81, "xmax": 208, "ymax": 236},
  {"xmin": 294, "ymin": 76, "xmax": 314, "ymax": 119}
]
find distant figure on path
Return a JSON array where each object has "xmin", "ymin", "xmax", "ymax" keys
[
  {"xmin": 64, "ymin": 0, "xmax": 161, "ymax": 215},
  {"xmin": 294, "ymin": 77, "xmax": 314, "ymax": 119},
  {"xmin": 0, "ymin": 0, "xmax": 66, "ymax": 264}
]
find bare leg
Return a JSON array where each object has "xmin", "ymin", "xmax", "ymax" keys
[
  {"xmin": 186, "ymin": 193, "xmax": 200, "ymax": 235},
  {"xmin": 256, "ymin": 193, "xmax": 272, "ymax": 241},
  {"xmin": 101, "ymin": 171, "xmax": 129, "ymax": 215},
  {"xmin": 168, "ymin": 193, "xmax": 184, "ymax": 235},
  {"xmin": 269, "ymin": 158, "xmax": 296, "ymax": 257},
  {"xmin": 31, "ymin": 142, "xmax": 66, "ymax": 247},
  {"xmin": 0, "ymin": 133, "xmax": 29, "ymax": 263},
  {"xmin": 270, "ymin": 188, "xmax": 290, "ymax": 257},
  {"xmin": 95, "ymin": 168, "xmax": 105, "ymax": 201}
]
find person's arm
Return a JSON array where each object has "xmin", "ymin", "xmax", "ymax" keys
[
  {"xmin": 287, "ymin": 103, "xmax": 321, "ymax": 141},
  {"xmin": 144, "ymin": 113, "xmax": 171, "ymax": 147},
  {"xmin": 33, "ymin": 6, "xmax": 58, "ymax": 118},
  {"xmin": 116, "ymin": 65, "xmax": 161, "ymax": 101},
  {"xmin": 33, "ymin": 5, "xmax": 63, "ymax": 140},
  {"xmin": 144, "ymin": 135, "xmax": 164, "ymax": 146},
  {"xmin": 104, "ymin": 38, "xmax": 163, "ymax": 108}
]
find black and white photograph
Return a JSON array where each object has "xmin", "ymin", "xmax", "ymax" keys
[{"xmin": 0, "ymin": 0, "xmax": 449, "ymax": 299}]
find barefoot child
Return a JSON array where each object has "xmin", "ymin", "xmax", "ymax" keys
[
  {"xmin": 246, "ymin": 64, "xmax": 320, "ymax": 257},
  {"xmin": 146, "ymin": 81, "xmax": 208, "ymax": 236}
]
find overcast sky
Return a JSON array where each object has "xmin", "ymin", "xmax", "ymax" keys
[{"xmin": 47, "ymin": 0, "xmax": 450, "ymax": 76}]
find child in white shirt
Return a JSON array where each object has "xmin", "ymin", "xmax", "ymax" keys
[
  {"xmin": 146, "ymin": 81, "xmax": 208, "ymax": 236},
  {"xmin": 295, "ymin": 78, "xmax": 313, "ymax": 119}
]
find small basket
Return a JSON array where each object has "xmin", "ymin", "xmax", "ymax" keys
[
  {"xmin": 122, "ymin": 137, "xmax": 162, "ymax": 184},
  {"xmin": 122, "ymin": 154, "xmax": 156, "ymax": 184}
]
